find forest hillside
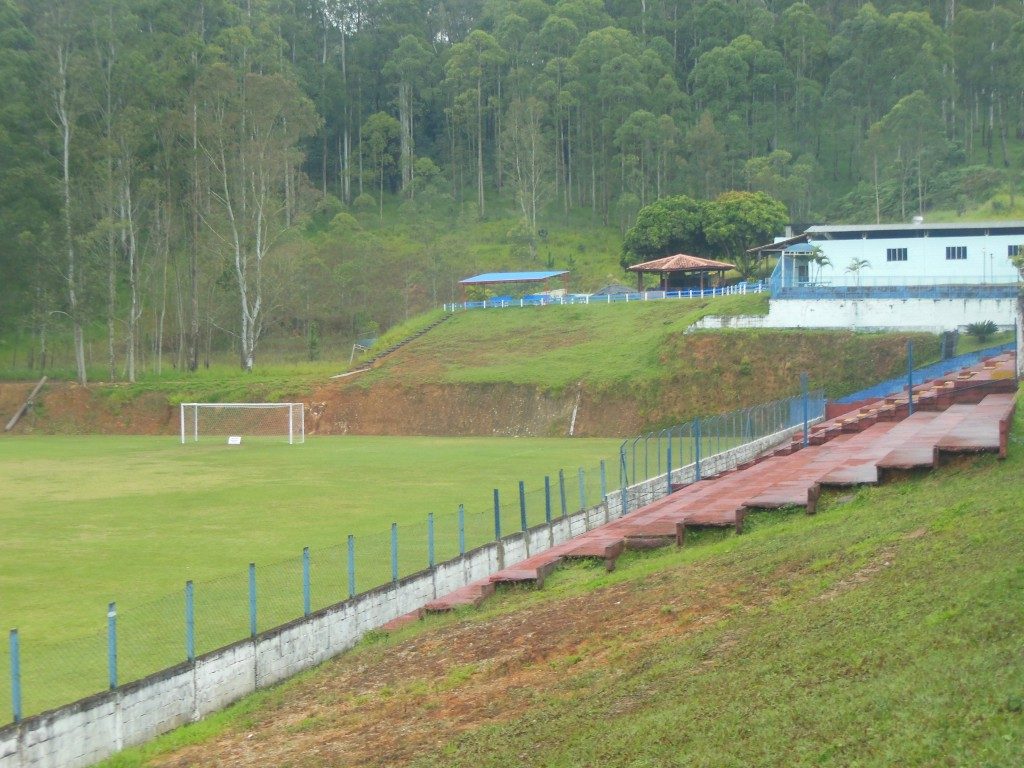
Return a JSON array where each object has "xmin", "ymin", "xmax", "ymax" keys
[{"xmin": 1, "ymin": 0, "xmax": 1023, "ymax": 382}]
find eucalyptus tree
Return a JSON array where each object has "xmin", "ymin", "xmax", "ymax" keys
[
  {"xmin": 383, "ymin": 35, "xmax": 435, "ymax": 195},
  {"xmin": 444, "ymin": 29, "xmax": 505, "ymax": 218}
]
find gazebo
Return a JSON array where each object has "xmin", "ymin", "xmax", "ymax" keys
[
  {"xmin": 457, "ymin": 270, "xmax": 569, "ymax": 301},
  {"xmin": 626, "ymin": 254, "xmax": 736, "ymax": 291}
]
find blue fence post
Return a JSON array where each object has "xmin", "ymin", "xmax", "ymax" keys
[
  {"xmin": 302, "ymin": 547, "xmax": 311, "ymax": 617},
  {"xmin": 558, "ymin": 470, "xmax": 567, "ymax": 517},
  {"xmin": 493, "ymin": 489, "xmax": 502, "ymax": 540},
  {"xmin": 620, "ymin": 449, "xmax": 628, "ymax": 514},
  {"xmin": 346, "ymin": 536, "xmax": 355, "ymax": 598},
  {"xmin": 9, "ymin": 629, "xmax": 21, "ymax": 723},
  {"xmin": 107, "ymin": 602, "xmax": 117, "ymax": 690},
  {"xmin": 248, "ymin": 563, "xmax": 257, "ymax": 638},
  {"xmin": 544, "ymin": 476, "xmax": 552, "ymax": 523},
  {"xmin": 694, "ymin": 419, "xmax": 702, "ymax": 481},
  {"xmin": 390, "ymin": 524, "xmax": 399, "ymax": 583},
  {"xmin": 667, "ymin": 443, "xmax": 673, "ymax": 494},
  {"xmin": 428, "ymin": 513, "xmax": 435, "ymax": 568},
  {"xmin": 600, "ymin": 460, "xmax": 607, "ymax": 500},
  {"xmin": 185, "ymin": 580, "xmax": 195, "ymax": 662},
  {"xmin": 519, "ymin": 481, "xmax": 528, "ymax": 531},
  {"xmin": 907, "ymin": 340, "xmax": 915, "ymax": 415},
  {"xmin": 578, "ymin": 468, "xmax": 587, "ymax": 511},
  {"xmin": 801, "ymin": 372, "xmax": 810, "ymax": 446},
  {"xmin": 457, "ymin": 505, "xmax": 466, "ymax": 555}
]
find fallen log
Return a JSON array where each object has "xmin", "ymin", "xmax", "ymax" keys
[{"xmin": 4, "ymin": 376, "xmax": 47, "ymax": 432}]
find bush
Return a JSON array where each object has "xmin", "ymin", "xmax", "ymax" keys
[{"xmin": 965, "ymin": 320, "xmax": 998, "ymax": 342}]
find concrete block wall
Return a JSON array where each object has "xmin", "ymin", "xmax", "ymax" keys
[
  {"xmin": 0, "ymin": 421, "xmax": 803, "ymax": 768},
  {"xmin": 691, "ymin": 296, "xmax": 1015, "ymax": 333}
]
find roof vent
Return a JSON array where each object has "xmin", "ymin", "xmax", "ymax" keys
[{"xmin": 912, "ymin": 215, "xmax": 924, "ymax": 225}]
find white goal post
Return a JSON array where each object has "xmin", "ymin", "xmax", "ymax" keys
[{"xmin": 180, "ymin": 403, "xmax": 306, "ymax": 444}]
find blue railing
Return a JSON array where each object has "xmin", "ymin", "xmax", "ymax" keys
[
  {"xmin": 618, "ymin": 389, "xmax": 827, "ymax": 488},
  {"xmin": 835, "ymin": 341, "xmax": 1016, "ymax": 403},
  {"xmin": 445, "ymin": 281, "xmax": 766, "ymax": 312}
]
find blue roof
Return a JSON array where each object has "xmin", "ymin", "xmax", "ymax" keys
[
  {"xmin": 784, "ymin": 242, "xmax": 816, "ymax": 253},
  {"xmin": 459, "ymin": 270, "xmax": 569, "ymax": 284}
]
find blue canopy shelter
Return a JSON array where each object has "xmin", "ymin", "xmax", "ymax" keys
[{"xmin": 458, "ymin": 270, "xmax": 569, "ymax": 301}]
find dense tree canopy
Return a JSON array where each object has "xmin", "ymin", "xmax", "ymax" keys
[{"xmin": 2, "ymin": 0, "xmax": 1023, "ymax": 374}]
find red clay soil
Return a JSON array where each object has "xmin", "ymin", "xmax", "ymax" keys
[{"xmin": 147, "ymin": 562, "xmax": 763, "ymax": 768}]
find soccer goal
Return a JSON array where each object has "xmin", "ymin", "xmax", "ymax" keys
[{"xmin": 180, "ymin": 403, "xmax": 306, "ymax": 444}]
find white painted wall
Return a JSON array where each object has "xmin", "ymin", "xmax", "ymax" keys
[
  {"xmin": 0, "ymin": 422, "xmax": 807, "ymax": 768},
  {"xmin": 693, "ymin": 296, "xmax": 1016, "ymax": 333},
  {"xmin": 795, "ymin": 229, "xmax": 1020, "ymax": 287}
]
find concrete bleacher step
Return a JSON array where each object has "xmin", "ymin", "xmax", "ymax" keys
[
  {"xmin": 562, "ymin": 538, "xmax": 626, "ymax": 571},
  {"xmin": 490, "ymin": 556, "xmax": 562, "ymax": 588},
  {"xmin": 381, "ymin": 607, "xmax": 425, "ymax": 631},
  {"xmin": 424, "ymin": 581, "xmax": 496, "ymax": 613}
]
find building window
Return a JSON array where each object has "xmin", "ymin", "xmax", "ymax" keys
[
  {"xmin": 886, "ymin": 248, "xmax": 907, "ymax": 262},
  {"xmin": 945, "ymin": 246, "xmax": 967, "ymax": 260},
  {"xmin": 1010, "ymin": 245, "xmax": 1021, "ymax": 257}
]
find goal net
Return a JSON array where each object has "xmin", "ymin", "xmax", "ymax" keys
[{"xmin": 180, "ymin": 403, "xmax": 305, "ymax": 444}]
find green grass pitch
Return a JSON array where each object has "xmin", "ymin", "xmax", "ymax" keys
[{"xmin": 0, "ymin": 434, "xmax": 621, "ymax": 718}]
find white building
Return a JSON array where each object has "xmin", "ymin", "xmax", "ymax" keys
[
  {"xmin": 708, "ymin": 221, "xmax": 1023, "ymax": 334},
  {"xmin": 766, "ymin": 220, "xmax": 1023, "ymax": 291}
]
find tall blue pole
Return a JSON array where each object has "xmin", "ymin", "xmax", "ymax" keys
[
  {"xmin": 346, "ymin": 535, "xmax": 355, "ymax": 598},
  {"xmin": 801, "ymin": 372, "xmax": 809, "ymax": 446},
  {"xmin": 519, "ymin": 481, "xmax": 528, "ymax": 531},
  {"xmin": 907, "ymin": 340, "xmax": 915, "ymax": 415},
  {"xmin": 694, "ymin": 418, "xmax": 702, "ymax": 481},
  {"xmin": 558, "ymin": 470, "xmax": 567, "ymax": 517},
  {"xmin": 9, "ymin": 629, "xmax": 21, "ymax": 723},
  {"xmin": 248, "ymin": 563, "xmax": 257, "ymax": 637},
  {"xmin": 390, "ymin": 523, "xmax": 399, "ymax": 582},
  {"xmin": 107, "ymin": 602, "xmax": 117, "ymax": 690},
  {"xmin": 428, "ymin": 512, "xmax": 435, "ymax": 567},
  {"xmin": 600, "ymin": 460, "xmax": 607, "ymax": 500},
  {"xmin": 457, "ymin": 505, "xmax": 466, "ymax": 555},
  {"xmin": 620, "ymin": 448, "xmax": 628, "ymax": 514},
  {"xmin": 667, "ymin": 443, "xmax": 673, "ymax": 494},
  {"xmin": 185, "ymin": 581, "xmax": 195, "ymax": 662},
  {"xmin": 493, "ymin": 489, "xmax": 502, "ymax": 540},
  {"xmin": 544, "ymin": 476, "xmax": 552, "ymax": 523},
  {"xmin": 578, "ymin": 468, "xmax": 587, "ymax": 511},
  {"xmin": 302, "ymin": 547, "xmax": 311, "ymax": 617}
]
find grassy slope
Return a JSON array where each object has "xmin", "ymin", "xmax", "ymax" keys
[
  {"xmin": 106, "ymin": 410, "xmax": 1024, "ymax": 768},
  {"xmin": 359, "ymin": 297, "xmax": 943, "ymax": 417}
]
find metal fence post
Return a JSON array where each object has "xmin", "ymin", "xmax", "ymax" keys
[
  {"xmin": 558, "ymin": 470, "xmax": 567, "ymax": 517},
  {"xmin": 620, "ymin": 449, "xmax": 628, "ymax": 514},
  {"xmin": 9, "ymin": 629, "xmax": 21, "ymax": 723},
  {"xmin": 428, "ymin": 513, "xmax": 435, "ymax": 568},
  {"xmin": 600, "ymin": 460, "xmax": 607, "ymax": 500},
  {"xmin": 519, "ymin": 481, "xmax": 528, "ymax": 531},
  {"xmin": 578, "ymin": 468, "xmax": 587, "ymax": 511},
  {"xmin": 544, "ymin": 476, "xmax": 552, "ymax": 523},
  {"xmin": 907, "ymin": 340, "xmax": 915, "ymax": 415},
  {"xmin": 390, "ymin": 524, "xmax": 399, "ymax": 583},
  {"xmin": 457, "ymin": 505, "xmax": 466, "ymax": 555},
  {"xmin": 302, "ymin": 547, "xmax": 311, "ymax": 617},
  {"xmin": 801, "ymin": 372, "xmax": 809, "ymax": 446},
  {"xmin": 185, "ymin": 581, "xmax": 195, "ymax": 662},
  {"xmin": 347, "ymin": 535, "xmax": 355, "ymax": 598},
  {"xmin": 493, "ymin": 489, "xmax": 502, "ymax": 540},
  {"xmin": 667, "ymin": 443, "xmax": 673, "ymax": 494},
  {"xmin": 248, "ymin": 563, "xmax": 257, "ymax": 638},
  {"xmin": 107, "ymin": 602, "xmax": 117, "ymax": 690},
  {"xmin": 694, "ymin": 418, "xmax": 702, "ymax": 481}
]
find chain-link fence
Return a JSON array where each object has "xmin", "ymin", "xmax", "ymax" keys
[
  {"xmin": 2, "ymin": 388, "xmax": 823, "ymax": 724},
  {"xmin": 618, "ymin": 390, "xmax": 827, "ymax": 488}
]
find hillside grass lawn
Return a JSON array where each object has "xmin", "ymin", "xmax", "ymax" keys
[
  {"xmin": 101, "ymin": 410, "xmax": 1024, "ymax": 768},
  {"xmin": 0, "ymin": 433, "xmax": 621, "ymax": 719}
]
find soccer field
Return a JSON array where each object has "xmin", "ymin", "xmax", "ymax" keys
[{"xmin": 0, "ymin": 434, "xmax": 620, "ymax": 718}]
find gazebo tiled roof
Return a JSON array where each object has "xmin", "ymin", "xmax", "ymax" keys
[{"xmin": 627, "ymin": 254, "xmax": 736, "ymax": 272}]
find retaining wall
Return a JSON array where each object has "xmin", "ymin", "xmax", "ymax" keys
[
  {"xmin": 0, "ymin": 420, "xmax": 806, "ymax": 768},
  {"xmin": 691, "ymin": 296, "xmax": 1016, "ymax": 333}
]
